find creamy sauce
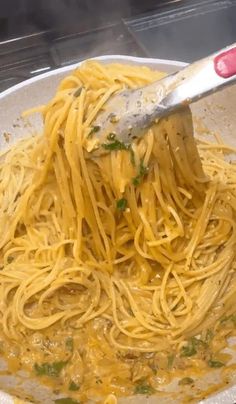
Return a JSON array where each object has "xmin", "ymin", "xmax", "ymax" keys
[{"xmin": 0, "ymin": 318, "xmax": 236, "ymax": 402}]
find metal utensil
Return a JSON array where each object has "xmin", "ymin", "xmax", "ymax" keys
[{"xmin": 93, "ymin": 43, "xmax": 236, "ymax": 145}]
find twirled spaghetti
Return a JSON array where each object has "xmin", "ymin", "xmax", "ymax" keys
[{"xmin": 0, "ymin": 61, "xmax": 236, "ymax": 403}]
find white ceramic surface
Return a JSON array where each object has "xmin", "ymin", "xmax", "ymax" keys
[{"xmin": 0, "ymin": 55, "xmax": 236, "ymax": 404}]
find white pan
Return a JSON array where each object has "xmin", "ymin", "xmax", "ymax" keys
[{"xmin": 0, "ymin": 55, "xmax": 236, "ymax": 404}]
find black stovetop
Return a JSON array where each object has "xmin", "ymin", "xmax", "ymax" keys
[{"xmin": 0, "ymin": 0, "xmax": 235, "ymax": 92}]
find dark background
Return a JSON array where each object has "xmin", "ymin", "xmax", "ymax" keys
[{"xmin": 0, "ymin": 0, "xmax": 236, "ymax": 91}]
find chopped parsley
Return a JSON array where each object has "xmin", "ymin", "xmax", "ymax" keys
[
  {"xmin": 55, "ymin": 399, "xmax": 79, "ymax": 404},
  {"xmin": 101, "ymin": 133, "xmax": 131, "ymax": 151},
  {"xmin": 74, "ymin": 87, "xmax": 83, "ymax": 97},
  {"xmin": 208, "ymin": 359, "xmax": 224, "ymax": 368},
  {"xmin": 34, "ymin": 361, "xmax": 67, "ymax": 377},
  {"xmin": 180, "ymin": 337, "xmax": 206, "ymax": 357},
  {"xmin": 178, "ymin": 377, "xmax": 194, "ymax": 385},
  {"xmin": 69, "ymin": 381, "xmax": 80, "ymax": 391},
  {"xmin": 65, "ymin": 337, "xmax": 74, "ymax": 352},
  {"xmin": 181, "ymin": 343, "xmax": 197, "ymax": 357},
  {"xmin": 134, "ymin": 382, "xmax": 155, "ymax": 395},
  {"xmin": 101, "ymin": 133, "xmax": 136, "ymax": 171},
  {"xmin": 116, "ymin": 198, "xmax": 127, "ymax": 212},
  {"xmin": 132, "ymin": 160, "xmax": 148, "ymax": 186},
  {"xmin": 102, "ymin": 139, "xmax": 129, "ymax": 151},
  {"xmin": 87, "ymin": 125, "xmax": 100, "ymax": 138}
]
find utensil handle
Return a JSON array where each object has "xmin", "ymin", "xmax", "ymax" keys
[
  {"xmin": 214, "ymin": 46, "xmax": 236, "ymax": 78},
  {"xmin": 160, "ymin": 43, "xmax": 236, "ymax": 111}
]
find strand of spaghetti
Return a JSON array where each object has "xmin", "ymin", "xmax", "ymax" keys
[
  {"xmin": 169, "ymin": 270, "xmax": 193, "ymax": 315},
  {"xmin": 109, "ymin": 325, "xmax": 171, "ymax": 352},
  {"xmin": 117, "ymin": 279, "xmax": 171, "ymax": 334},
  {"xmin": 199, "ymin": 143, "xmax": 236, "ymax": 152},
  {"xmin": 109, "ymin": 280, "xmax": 157, "ymax": 339},
  {"xmin": 159, "ymin": 263, "xmax": 178, "ymax": 327},
  {"xmin": 173, "ymin": 251, "xmax": 234, "ymax": 337},
  {"xmin": 76, "ymin": 90, "xmax": 113, "ymax": 267},
  {"xmin": 84, "ymin": 85, "xmax": 120, "ymax": 128}
]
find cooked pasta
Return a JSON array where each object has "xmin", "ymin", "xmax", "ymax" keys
[{"xmin": 0, "ymin": 61, "xmax": 236, "ymax": 403}]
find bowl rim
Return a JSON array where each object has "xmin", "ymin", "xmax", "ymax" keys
[{"xmin": 0, "ymin": 54, "xmax": 186, "ymax": 100}]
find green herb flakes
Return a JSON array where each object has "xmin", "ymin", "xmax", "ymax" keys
[
  {"xmin": 74, "ymin": 87, "xmax": 83, "ymax": 97},
  {"xmin": 87, "ymin": 125, "xmax": 100, "ymax": 138},
  {"xmin": 116, "ymin": 198, "xmax": 127, "ymax": 212},
  {"xmin": 69, "ymin": 381, "xmax": 80, "ymax": 391},
  {"xmin": 208, "ymin": 359, "xmax": 224, "ymax": 368},
  {"xmin": 132, "ymin": 160, "xmax": 148, "ymax": 186},
  {"xmin": 180, "ymin": 340, "xmax": 197, "ymax": 357},
  {"xmin": 55, "ymin": 398, "xmax": 79, "ymax": 404},
  {"xmin": 102, "ymin": 139, "xmax": 129, "ymax": 151},
  {"xmin": 178, "ymin": 377, "xmax": 194, "ymax": 385},
  {"xmin": 134, "ymin": 382, "xmax": 155, "ymax": 395},
  {"xmin": 132, "ymin": 176, "xmax": 141, "ymax": 186},
  {"xmin": 139, "ymin": 160, "xmax": 149, "ymax": 177},
  {"xmin": 180, "ymin": 337, "xmax": 207, "ymax": 357},
  {"xmin": 34, "ymin": 361, "xmax": 67, "ymax": 377},
  {"xmin": 130, "ymin": 147, "xmax": 135, "ymax": 166}
]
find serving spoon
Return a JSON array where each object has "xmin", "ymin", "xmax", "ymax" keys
[{"xmin": 92, "ymin": 43, "xmax": 236, "ymax": 146}]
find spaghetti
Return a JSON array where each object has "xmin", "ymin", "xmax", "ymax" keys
[{"xmin": 0, "ymin": 61, "xmax": 235, "ymax": 402}]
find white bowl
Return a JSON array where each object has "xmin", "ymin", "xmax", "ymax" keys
[{"xmin": 0, "ymin": 55, "xmax": 236, "ymax": 404}]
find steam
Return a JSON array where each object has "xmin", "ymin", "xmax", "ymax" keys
[{"xmin": 30, "ymin": 0, "xmax": 139, "ymax": 62}]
